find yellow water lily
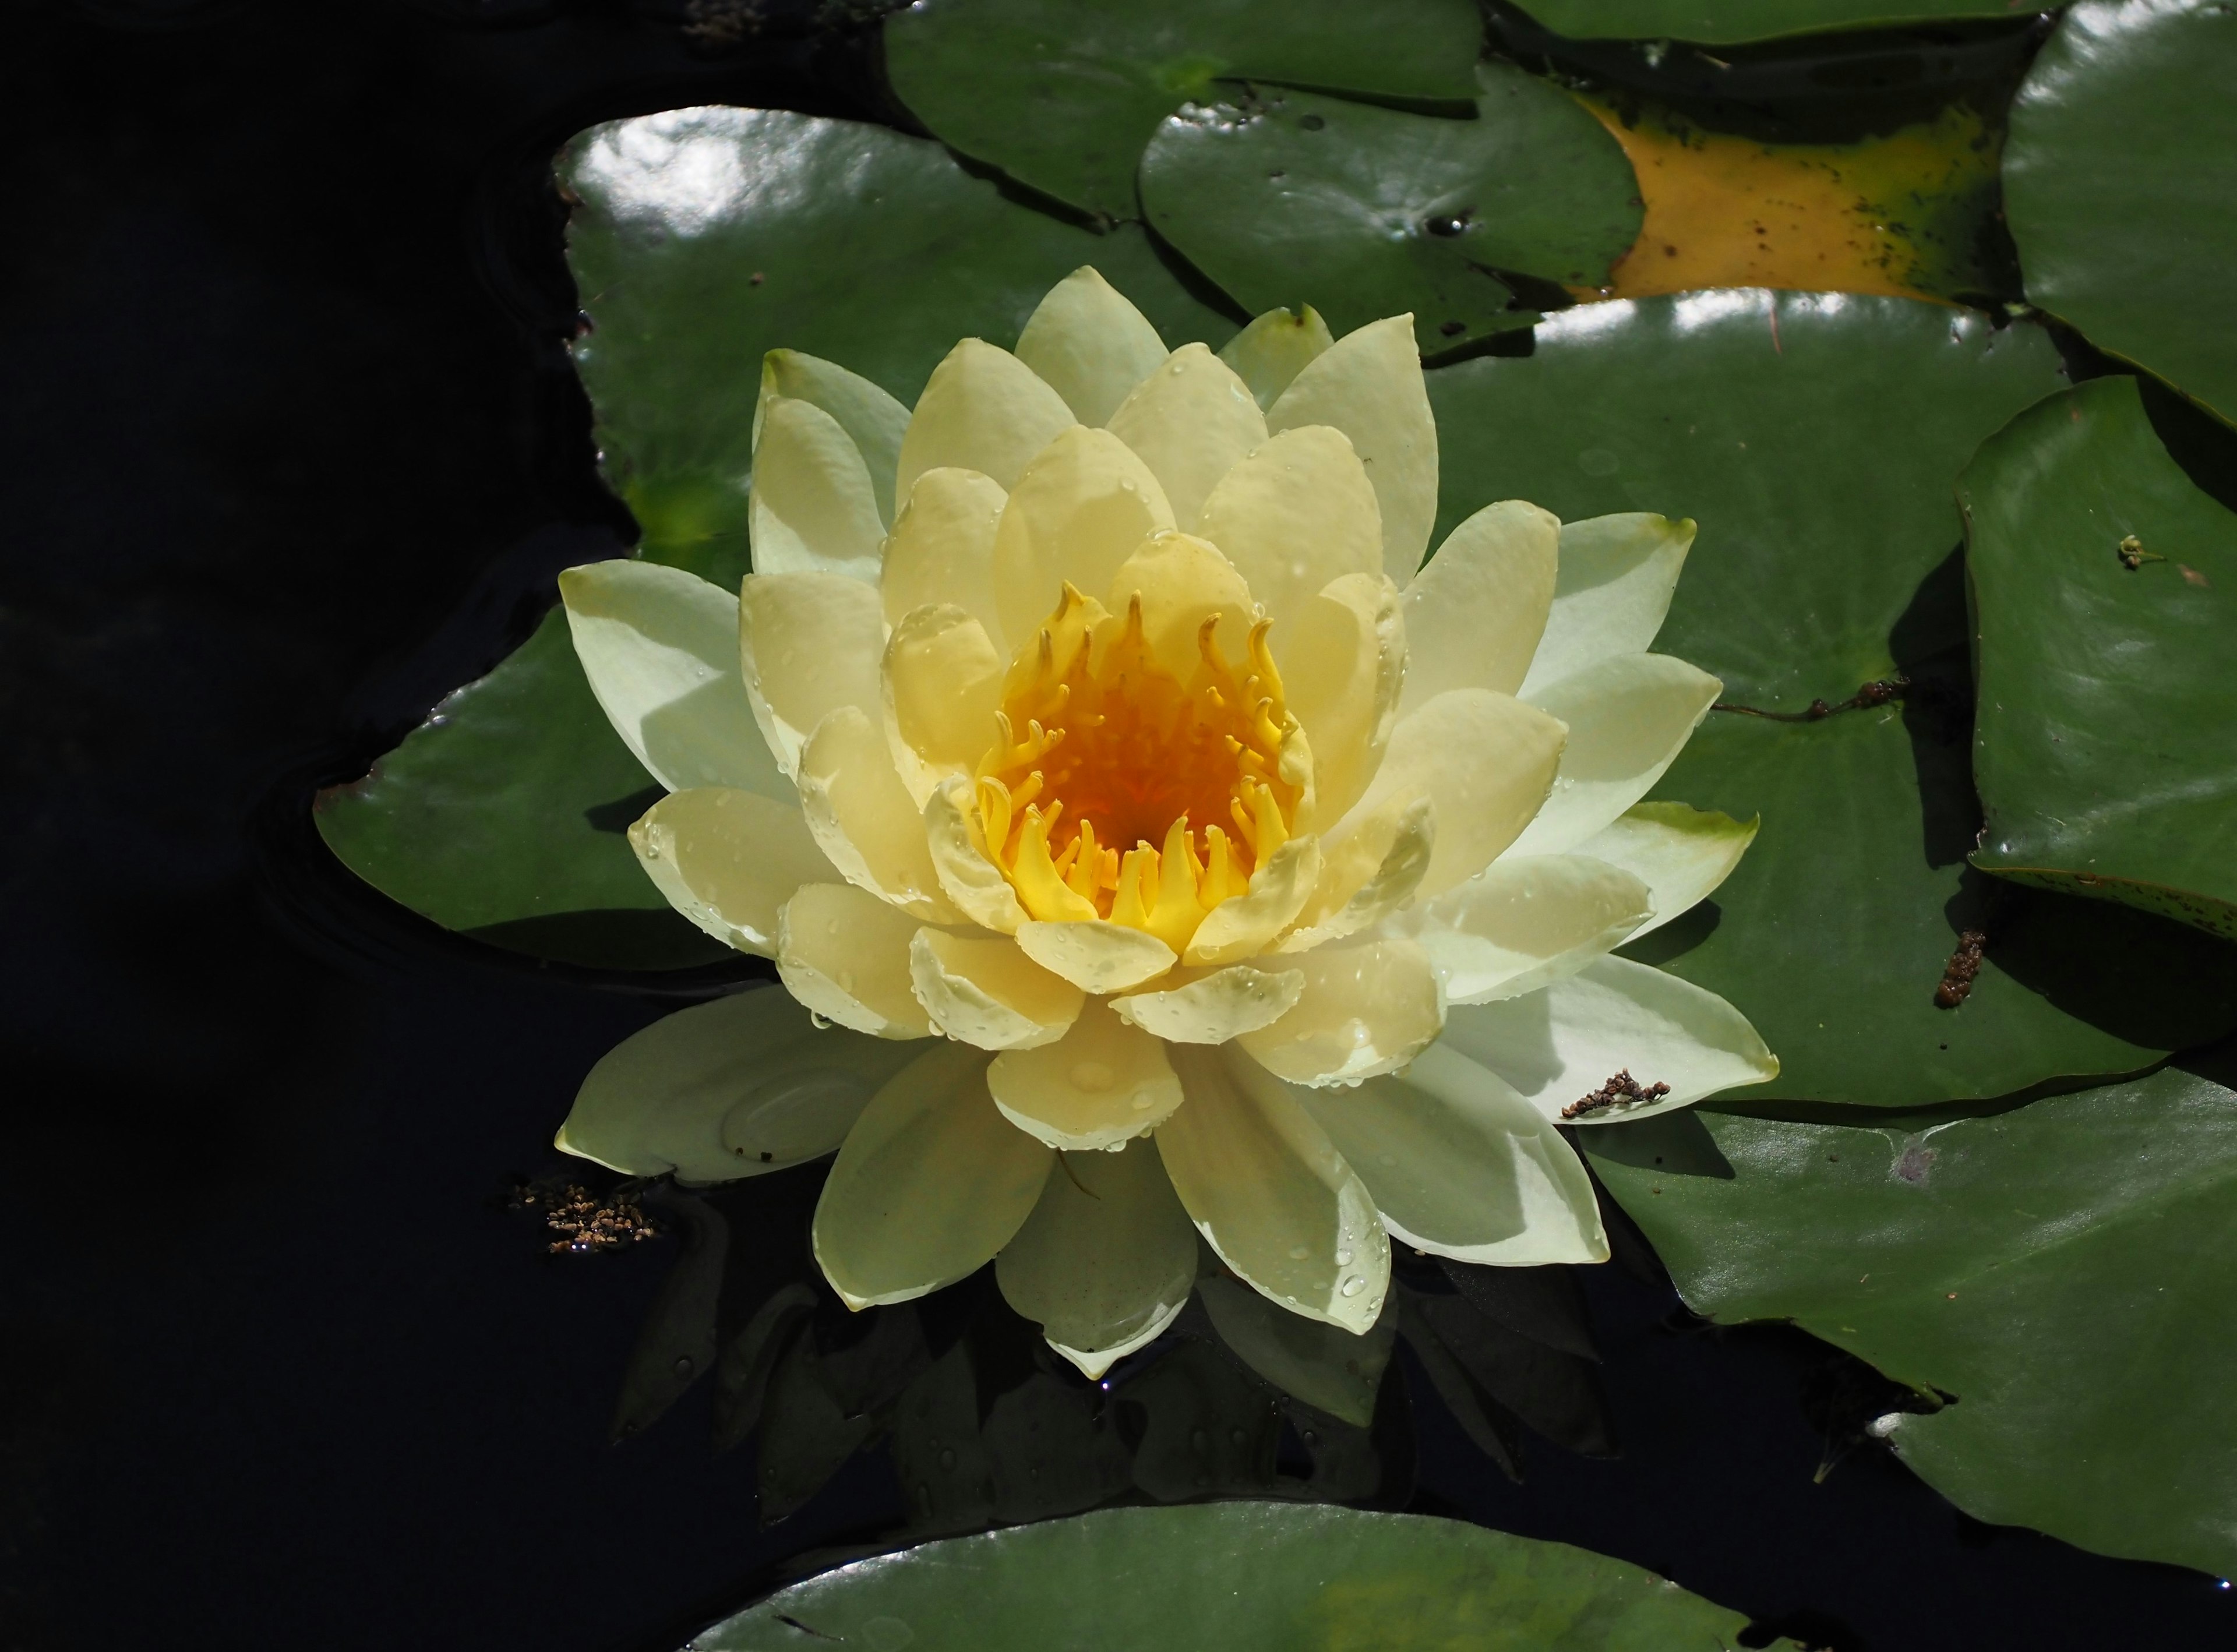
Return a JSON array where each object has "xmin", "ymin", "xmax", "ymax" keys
[{"xmin": 552, "ymin": 268, "xmax": 1776, "ymax": 1375}]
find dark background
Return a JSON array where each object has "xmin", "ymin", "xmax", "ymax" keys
[{"xmin": 4, "ymin": 3, "xmax": 2234, "ymax": 1649}]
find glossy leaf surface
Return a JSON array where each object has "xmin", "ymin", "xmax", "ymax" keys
[
  {"xmin": 1427, "ymin": 292, "xmax": 2236, "ymax": 1105},
  {"xmin": 2005, "ymin": 0, "xmax": 2237, "ymax": 424},
  {"xmin": 883, "ymin": 0, "xmax": 1485, "ymax": 222},
  {"xmin": 1583, "ymin": 1057, "xmax": 2237, "ymax": 1576},
  {"xmin": 1964, "ymin": 376, "xmax": 2237, "ymax": 938},
  {"xmin": 1509, "ymin": 1, "xmax": 2023, "ymax": 44},
  {"xmin": 694, "ymin": 1503, "xmax": 1759, "ymax": 1649}
]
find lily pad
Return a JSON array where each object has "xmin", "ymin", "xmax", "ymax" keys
[
  {"xmin": 1427, "ymin": 291, "xmax": 2237, "ymax": 1106},
  {"xmin": 694, "ymin": 1502, "xmax": 1766, "ymax": 1649},
  {"xmin": 1582, "ymin": 1054, "xmax": 2237, "ymax": 1577},
  {"xmin": 1964, "ymin": 376, "xmax": 2237, "ymax": 940},
  {"xmin": 2005, "ymin": 0, "xmax": 2237, "ymax": 425},
  {"xmin": 1138, "ymin": 67, "xmax": 1643, "ymax": 355},
  {"xmin": 1508, "ymin": 1, "xmax": 2024, "ymax": 45},
  {"xmin": 881, "ymin": 0, "xmax": 1486, "ymax": 223}
]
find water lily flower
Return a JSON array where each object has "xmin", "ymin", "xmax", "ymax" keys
[{"xmin": 552, "ymin": 268, "xmax": 1776, "ymax": 1376}]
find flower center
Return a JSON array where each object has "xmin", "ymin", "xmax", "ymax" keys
[{"xmin": 973, "ymin": 583, "xmax": 1300, "ymax": 952}]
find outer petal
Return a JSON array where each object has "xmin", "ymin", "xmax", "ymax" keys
[
  {"xmin": 1112, "ymin": 964, "xmax": 1304, "ymax": 1043},
  {"xmin": 749, "ymin": 396, "xmax": 885, "ymax": 582},
  {"xmin": 986, "ymin": 1000, "xmax": 1183, "ymax": 1149},
  {"xmin": 1277, "ymin": 572, "xmax": 1403, "ymax": 832},
  {"xmin": 883, "ymin": 602, "xmax": 1003, "ymax": 803},
  {"xmin": 1438, "ymin": 955, "xmax": 1779, "ymax": 1124},
  {"xmin": 924, "ymin": 775, "xmax": 1027, "ymax": 933},
  {"xmin": 812, "ymin": 1041, "xmax": 1053, "ymax": 1308},
  {"xmin": 796, "ymin": 706, "xmax": 957, "ymax": 920},
  {"xmin": 1012, "ymin": 266, "xmax": 1170, "ymax": 429},
  {"xmin": 996, "ymin": 1136, "xmax": 1195, "ymax": 1378},
  {"xmin": 1520, "ymin": 513, "xmax": 1696, "ymax": 698},
  {"xmin": 1219, "ymin": 304, "xmax": 1335, "ymax": 411},
  {"xmin": 1183, "ymin": 835, "xmax": 1322, "ymax": 968},
  {"xmin": 1195, "ymin": 425, "xmax": 1381, "ymax": 636},
  {"xmin": 555, "ymin": 986, "xmax": 920, "ymax": 1184},
  {"xmin": 880, "ymin": 467, "xmax": 1009, "ymax": 647},
  {"xmin": 1357, "ymin": 688, "xmax": 1567, "ymax": 896},
  {"xmin": 1237, "ymin": 935, "xmax": 1445, "ymax": 1087},
  {"xmin": 1014, "ymin": 919, "xmax": 1177, "ymax": 993},
  {"xmin": 1399, "ymin": 501, "xmax": 1559, "ymax": 712},
  {"xmin": 1391, "ymin": 853, "xmax": 1654, "ymax": 1006},
  {"xmin": 908, "ymin": 929, "xmax": 1084, "ymax": 1051},
  {"xmin": 1156, "ymin": 1045, "xmax": 1390, "ymax": 1334},
  {"xmin": 756, "ymin": 348, "xmax": 910, "ymax": 526},
  {"xmin": 1572, "ymin": 801, "xmax": 1760, "ymax": 941},
  {"xmin": 560, "ymin": 560, "xmax": 785, "ymax": 796},
  {"xmin": 1266, "ymin": 314, "xmax": 1437, "ymax": 585},
  {"xmin": 775, "ymin": 882, "xmax": 933, "ymax": 1039},
  {"xmin": 626, "ymin": 786, "xmax": 831, "ymax": 957},
  {"xmin": 1505, "ymin": 654, "xmax": 1722, "ymax": 859},
  {"xmin": 1105, "ymin": 343, "xmax": 1270, "ymax": 531},
  {"xmin": 1292, "ymin": 1043, "xmax": 1608, "ymax": 1266},
  {"xmin": 990, "ymin": 425, "xmax": 1176, "ymax": 647},
  {"xmin": 739, "ymin": 570, "xmax": 886, "ymax": 778},
  {"xmin": 1197, "ymin": 1276, "xmax": 1395, "ymax": 1426},
  {"xmin": 895, "ymin": 337, "xmax": 1077, "ymax": 502},
  {"xmin": 1103, "ymin": 531, "xmax": 1255, "ymax": 680},
  {"xmin": 1282, "ymin": 794, "xmax": 1434, "ymax": 953}
]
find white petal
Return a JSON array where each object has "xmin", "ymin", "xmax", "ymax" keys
[
  {"xmin": 796, "ymin": 706, "xmax": 957, "ymax": 920},
  {"xmin": 1219, "ymin": 304, "xmax": 1335, "ymax": 410},
  {"xmin": 749, "ymin": 396, "xmax": 886, "ymax": 582},
  {"xmin": 555, "ymin": 986, "xmax": 921, "ymax": 1184},
  {"xmin": 1014, "ymin": 919, "xmax": 1177, "ymax": 993},
  {"xmin": 1156, "ymin": 1045, "xmax": 1390, "ymax": 1334},
  {"xmin": 756, "ymin": 348, "xmax": 910, "ymax": 525},
  {"xmin": 1105, "ymin": 344, "xmax": 1270, "ymax": 532},
  {"xmin": 989, "ymin": 424, "xmax": 1174, "ymax": 648},
  {"xmin": 996, "ymin": 1135, "xmax": 1194, "ymax": 1377},
  {"xmin": 1103, "ymin": 531, "xmax": 1255, "ymax": 682},
  {"xmin": 895, "ymin": 337, "xmax": 1077, "ymax": 502},
  {"xmin": 1012, "ymin": 266, "xmax": 1170, "ymax": 429},
  {"xmin": 880, "ymin": 467, "xmax": 1009, "ymax": 648},
  {"xmin": 1195, "ymin": 425, "xmax": 1381, "ymax": 636},
  {"xmin": 987, "ymin": 1000, "xmax": 1184, "ymax": 1149},
  {"xmin": 1112, "ymin": 964, "xmax": 1305, "ymax": 1044},
  {"xmin": 924, "ymin": 775, "xmax": 1027, "ymax": 934},
  {"xmin": 1520, "ymin": 513, "xmax": 1696, "ymax": 698},
  {"xmin": 1392, "ymin": 853, "xmax": 1653, "ymax": 1005},
  {"xmin": 1293, "ymin": 1043, "xmax": 1608, "ymax": 1266},
  {"xmin": 1185, "ymin": 835, "xmax": 1322, "ymax": 968},
  {"xmin": 1282, "ymin": 793, "xmax": 1434, "ymax": 952},
  {"xmin": 738, "ymin": 570, "xmax": 886, "ymax": 778},
  {"xmin": 626, "ymin": 786, "xmax": 831, "ymax": 956},
  {"xmin": 813, "ymin": 1041, "xmax": 1053, "ymax": 1308},
  {"xmin": 560, "ymin": 559, "xmax": 785, "ymax": 796},
  {"xmin": 908, "ymin": 929, "xmax": 1084, "ymax": 1051},
  {"xmin": 1400, "ymin": 501, "xmax": 1559, "ymax": 712},
  {"xmin": 1266, "ymin": 314, "xmax": 1437, "ymax": 585},
  {"xmin": 1438, "ymin": 955, "xmax": 1779, "ymax": 1124},
  {"xmin": 1573, "ymin": 802, "xmax": 1759, "ymax": 941},
  {"xmin": 882, "ymin": 602, "xmax": 1003, "ymax": 804},
  {"xmin": 1237, "ymin": 934, "xmax": 1445, "ymax": 1087},
  {"xmin": 775, "ymin": 882, "xmax": 933, "ymax": 1039},
  {"xmin": 1278, "ymin": 572, "xmax": 1404, "ymax": 832},
  {"xmin": 1356, "ymin": 687, "xmax": 1567, "ymax": 896},
  {"xmin": 1506, "ymin": 654, "xmax": 1722, "ymax": 859}
]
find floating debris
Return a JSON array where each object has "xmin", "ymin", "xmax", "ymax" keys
[
  {"xmin": 1562, "ymin": 1069, "xmax": 1673, "ymax": 1120},
  {"xmin": 2116, "ymin": 534, "xmax": 2165, "ymax": 570},
  {"xmin": 1935, "ymin": 930, "xmax": 1987, "ymax": 1008},
  {"xmin": 507, "ymin": 1179, "xmax": 662, "ymax": 1255}
]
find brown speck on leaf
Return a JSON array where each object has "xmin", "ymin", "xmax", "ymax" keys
[
  {"xmin": 750, "ymin": 271, "xmax": 765, "ymax": 286},
  {"xmin": 507, "ymin": 1179, "xmax": 662, "ymax": 1255},
  {"xmin": 1562, "ymin": 1068, "xmax": 1673, "ymax": 1120},
  {"xmin": 1935, "ymin": 930, "xmax": 1987, "ymax": 1007},
  {"xmin": 2180, "ymin": 563, "xmax": 2211, "ymax": 587}
]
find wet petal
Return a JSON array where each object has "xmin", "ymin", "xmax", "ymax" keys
[
  {"xmin": 556, "ymin": 986, "xmax": 925, "ymax": 1184},
  {"xmin": 1110, "ymin": 963, "xmax": 1304, "ymax": 1044},
  {"xmin": 560, "ymin": 559, "xmax": 784, "ymax": 795},
  {"xmin": 1438, "ymin": 955, "xmax": 1779, "ymax": 1124},
  {"xmin": 987, "ymin": 1000, "xmax": 1183, "ymax": 1149},
  {"xmin": 880, "ymin": 467, "xmax": 1010, "ymax": 648},
  {"xmin": 775, "ymin": 881, "xmax": 933, "ymax": 1039},
  {"xmin": 1506, "ymin": 654, "xmax": 1722, "ymax": 859},
  {"xmin": 627, "ymin": 786, "xmax": 831, "ymax": 957},
  {"xmin": 895, "ymin": 337, "xmax": 1077, "ymax": 502},
  {"xmin": 1236, "ymin": 935, "xmax": 1444, "ymax": 1086},
  {"xmin": 1103, "ymin": 531, "xmax": 1255, "ymax": 681},
  {"xmin": 749, "ymin": 396, "xmax": 886, "ymax": 582},
  {"xmin": 1195, "ymin": 425, "xmax": 1381, "ymax": 635},
  {"xmin": 990, "ymin": 425, "xmax": 1175, "ymax": 647},
  {"xmin": 1014, "ymin": 919, "xmax": 1177, "ymax": 994},
  {"xmin": 1184, "ymin": 835, "xmax": 1321, "ymax": 968},
  {"xmin": 1196, "ymin": 1275, "xmax": 1395, "ymax": 1426},
  {"xmin": 1266, "ymin": 315, "xmax": 1437, "ymax": 585},
  {"xmin": 1219, "ymin": 304, "xmax": 1335, "ymax": 410},
  {"xmin": 756, "ymin": 348, "xmax": 910, "ymax": 525},
  {"xmin": 909, "ymin": 929, "xmax": 1085, "ymax": 1051},
  {"xmin": 1392, "ymin": 853, "xmax": 1653, "ymax": 1005},
  {"xmin": 882, "ymin": 602, "xmax": 1003, "ymax": 803},
  {"xmin": 1277, "ymin": 572, "xmax": 1403, "ymax": 832},
  {"xmin": 739, "ymin": 569, "xmax": 886, "ymax": 778},
  {"xmin": 796, "ymin": 706, "xmax": 957, "ymax": 920},
  {"xmin": 1358, "ymin": 688, "xmax": 1567, "ymax": 895},
  {"xmin": 1400, "ymin": 501, "xmax": 1559, "ymax": 712},
  {"xmin": 1156, "ymin": 1045, "xmax": 1389, "ymax": 1334},
  {"xmin": 924, "ymin": 775, "xmax": 1027, "ymax": 933},
  {"xmin": 1520, "ymin": 513, "xmax": 1696, "ymax": 698},
  {"xmin": 1572, "ymin": 801, "xmax": 1759, "ymax": 941},
  {"xmin": 996, "ymin": 1136, "xmax": 1195, "ymax": 1377},
  {"xmin": 1105, "ymin": 344, "xmax": 1270, "ymax": 531},
  {"xmin": 1012, "ymin": 266, "xmax": 1169, "ymax": 429},
  {"xmin": 1282, "ymin": 794, "xmax": 1434, "ymax": 952},
  {"xmin": 813, "ymin": 1041, "xmax": 1053, "ymax": 1308}
]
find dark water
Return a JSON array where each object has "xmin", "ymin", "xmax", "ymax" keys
[{"xmin": 6, "ymin": 4, "xmax": 2235, "ymax": 1649}]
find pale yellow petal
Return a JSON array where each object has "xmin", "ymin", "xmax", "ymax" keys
[
  {"xmin": 1219, "ymin": 304, "xmax": 1335, "ymax": 411},
  {"xmin": 1105, "ymin": 344, "xmax": 1270, "ymax": 532},
  {"xmin": 627, "ymin": 786, "xmax": 831, "ymax": 957},
  {"xmin": 1400, "ymin": 500, "xmax": 1559, "ymax": 712},
  {"xmin": 1356, "ymin": 687, "xmax": 1567, "ymax": 895},
  {"xmin": 1110, "ymin": 964, "xmax": 1304, "ymax": 1044},
  {"xmin": 880, "ymin": 467, "xmax": 1009, "ymax": 647},
  {"xmin": 796, "ymin": 705, "xmax": 957, "ymax": 920},
  {"xmin": 1102, "ymin": 531, "xmax": 1255, "ymax": 681},
  {"xmin": 748, "ymin": 396, "xmax": 885, "ymax": 582},
  {"xmin": 924, "ymin": 775, "xmax": 1026, "ymax": 933},
  {"xmin": 1014, "ymin": 919, "xmax": 1177, "ymax": 993},
  {"xmin": 908, "ymin": 929, "xmax": 1084, "ymax": 1051},
  {"xmin": 989, "ymin": 425, "xmax": 1175, "ymax": 647},
  {"xmin": 895, "ymin": 337, "xmax": 1077, "ymax": 502},
  {"xmin": 1277, "ymin": 795, "xmax": 1434, "ymax": 954},
  {"xmin": 1276, "ymin": 571, "xmax": 1403, "ymax": 832},
  {"xmin": 1266, "ymin": 314, "xmax": 1437, "ymax": 585},
  {"xmin": 812, "ymin": 1041, "xmax": 1052, "ymax": 1308},
  {"xmin": 1183, "ymin": 834, "xmax": 1321, "ymax": 967},
  {"xmin": 1156, "ymin": 1045, "xmax": 1389, "ymax": 1334},
  {"xmin": 775, "ymin": 882, "xmax": 933, "ymax": 1039},
  {"xmin": 1572, "ymin": 801, "xmax": 1759, "ymax": 942},
  {"xmin": 1194, "ymin": 425, "xmax": 1381, "ymax": 635},
  {"xmin": 738, "ymin": 569, "xmax": 886, "ymax": 777},
  {"xmin": 1012, "ymin": 266, "xmax": 1169, "ymax": 429},
  {"xmin": 882, "ymin": 602, "xmax": 1003, "ymax": 804},
  {"xmin": 756, "ymin": 348, "xmax": 909, "ymax": 525},
  {"xmin": 1520, "ymin": 513, "xmax": 1696, "ymax": 698},
  {"xmin": 1391, "ymin": 853, "xmax": 1654, "ymax": 1005},
  {"xmin": 1237, "ymin": 935, "xmax": 1444, "ymax": 1086},
  {"xmin": 987, "ymin": 1000, "xmax": 1183, "ymax": 1149},
  {"xmin": 1506, "ymin": 654, "xmax": 1722, "ymax": 859}
]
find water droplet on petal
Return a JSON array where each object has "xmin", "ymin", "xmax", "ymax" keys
[
  {"xmin": 938, "ymin": 1447, "xmax": 957, "ymax": 1469},
  {"xmin": 1070, "ymin": 1060, "xmax": 1115, "ymax": 1092},
  {"xmin": 1339, "ymin": 1275, "xmax": 1366, "ymax": 1298},
  {"xmin": 1289, "ymin": 1244, "xmax": 1310, "ymax": 1260},
  {"xmin": 1333, "ymin": 1249, "xmax": 1353, "ymax": 1267}
]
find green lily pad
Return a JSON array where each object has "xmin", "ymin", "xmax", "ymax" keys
[
  {"xmin": 1582, "ymin": 1055, "xmax": 2237, "ymax": 1577},
  {"xmin": 2005, "ymin": 0, "xmax": 2237, "ymax": 425},
  {"xmin": 1507, "ymin": 1, "xmax": 2025, "ymax": 45},
  {"xmin": 881, "ymin": 0, "xmax": 1486, "ymax": 223},
  {"xmin": 1138, "ymin": 68, "xmax": 1643, "ymax": 356},
  {"xmin": 1964, "ymin": 376, "xmax": 2237, "ymax": 940},
  {"xmin": 1427, "ymin": 291, "xmax": 2237, "ymax": 1106},
  {"xmin": 696, "ymin": 1502, "xmax": 1769, "ymax": 1649}
]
